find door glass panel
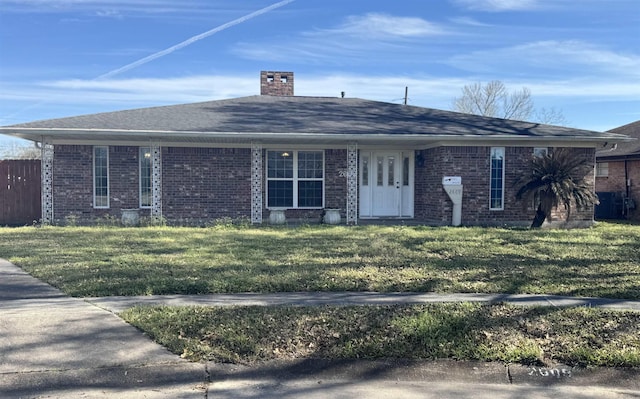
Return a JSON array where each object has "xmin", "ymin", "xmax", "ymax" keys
[
  {"xmin": 376, "ymin": 156, "xmax": 384, "ymax": 186},
  {"xmin": 362, "ymin": 156, "xmax": 369, "ymax": 186},
  {"xmin": 387, "ymin": 156, "xmax": 395, "ymax": 186},
  {"xmin": 403, "ymin": 157, "xmax": 409, "ymax": 186}
]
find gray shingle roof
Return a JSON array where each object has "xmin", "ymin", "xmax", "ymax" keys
[
  {"xmin": 1, "ymin": 95, "xmax": 629, "ymax": 144},
  {"xmin": 597, "ymin": 120, "xmax": 640, "ymax": 159}
]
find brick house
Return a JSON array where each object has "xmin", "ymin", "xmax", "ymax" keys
[
  {"xmin": 595, "ymin": 120, "xmax": 640, "ymax": 220},
  {"xmin": 0, "ymin": 71, "xmax": 630, "ymax": 227}
]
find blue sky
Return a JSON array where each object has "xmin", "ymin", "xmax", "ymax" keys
[{"xmin": 1, "ymin": 0, "xmax": 639, "ymax": 147}]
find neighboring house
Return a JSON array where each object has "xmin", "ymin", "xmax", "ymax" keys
[
  {"xmin": 595, "ymin": 120, "xmax": 640, "ymax": 220},
  {"xmin": 0, "ymin": 71, "xmax": 631, "ymax": 227}
]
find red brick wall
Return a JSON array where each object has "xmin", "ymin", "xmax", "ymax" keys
[
  {"xmin": 53, "ymin": 145, "xmax": 149, "ymax": 223},
  {"xmin": 416, "ymin": 146, "xmax": 595, "ymax": 226},
  {"xmin": 53, "ymin": 145, "xmax": 93, "ymax": 222},
  {"xmin": 260, "ymin": 71, "xmax": 294, "ymax": 96},
  {"xmin": 51, "ymin": 144, "xmax": 597, "ymax": 226},
  {"xmin": 596, "ymin": 159, "xmax": 640, "ymax": 221},
  {"xmin": 162, "ymin": 147, "xmax": 251, "ymax": 223},
  {"xmin": 596, "ymin": 161, "xmax": 626, "ymax": 193},
  {"xmin": 53, "ymin": 145, "xmax": 253, "ymax": 224},
  {"xmin": 415, "ymin": 148, "xmax": 447, "ymax": 224}
]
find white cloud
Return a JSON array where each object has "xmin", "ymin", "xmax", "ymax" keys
[
  {"xmin": 0, "ymin": 75, "xmax": 256, "ymax": 125},
  {"xmin": 523, "ymin": 80, "xmax": 640, "ymax": 98},
  {"xmin": 3, "ymin": 71, "xmax": 638, "ymax": 111},
  {"xmin": 2, "ymin": 74, "xmax": 453, "ymax": 106},
  {"xmin": 449, "ymin": 16, "xmax": 493, "ymax": 27},
  {"xmin": 452, "ymin": 0, "xmax": 541, "ymax": 11},
  {"xmin": 0, "ymin": 0, "xmax": 247, "ymax": 15},
  {"xmin": 449, "ymin": 40, "xmax": 640, "ymax": 78},
  {"xmin": 2, "ymin": 0, "xmax": 166, "ymax": 11},
  {"xmin": 95, "ymin": 9, "xmax": 123, "ymax": 18},
  {"xmin": 40, "ymin": 75, "xmax": 259, "ymax": 102},
  {"xmin": 450, "ymin": 0, "xmax": 630, "ymax": 13},
  {"xmin": 297, "ymin": 74, "xmax": 472, "ymax": 106},
  {"xmin": 323, "ymin": 13, "xmax": 446, "ymax": 39},
  {"xmin": 235, "ymin": 13, "xmax": 447, "ymax": 64}
]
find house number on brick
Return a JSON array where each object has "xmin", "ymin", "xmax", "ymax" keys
[{"xmin": 528, "ymin": 367, "xmax": 572, "ymax": 378}]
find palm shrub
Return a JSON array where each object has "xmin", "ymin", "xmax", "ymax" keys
[{"xmin": 516, "ymin": 148, "xmax": 599, "ymax": 228}]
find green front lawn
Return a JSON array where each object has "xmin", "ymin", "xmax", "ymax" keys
[
  {"xmin": 3, "ymin": 222, "xmax": 640, "ymax": 368},
  {"xmin": 1, "ymin": 222, "xmax": 639, "ymax": 298},
  {"xmin": 121, "ymin": 303, "xmax": 640, "ymax": 367}
]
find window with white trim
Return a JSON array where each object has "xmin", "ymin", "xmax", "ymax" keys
[
  {"xmin": 490, "ymin": 147, "xmax": 505, "ymax": 210},
  {"xmin": 596, "ymin": 162, "xmax": 609, "ymax": 177},
  {"xmin": 267, "ymin": 150, "xmax": 324, "ymax": 208},
  {"xmin": 93, "ymin": 146, "xmax": 109, "ymax": 208},
  {"xmin": 533, "ymin": 147, "xmax": 548, "ymax": 157},
  {"xmin": 139, "ymin": 147, "xmax": 152, "ymax": 208}
]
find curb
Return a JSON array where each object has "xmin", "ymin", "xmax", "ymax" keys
[
  {"xmin": 207, "ymin": 359, "xmax": 640, "ymax": 391},
  {"xmin": 0, "ymin": 363, "xmax": 207, "ymax": 398}
]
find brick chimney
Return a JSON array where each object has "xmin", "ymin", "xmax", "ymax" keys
[{"xmin": 260, "ymin": 71, "xmax": 294, "ymax": 96}]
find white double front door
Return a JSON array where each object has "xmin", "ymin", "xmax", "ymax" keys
[{"xmin": 359, "ymin": 151, "xmax": 414, "ymax": 218}]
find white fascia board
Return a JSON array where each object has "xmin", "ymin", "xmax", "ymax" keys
[{"xmin": 0, "ymin": 127, "xmax": 631, "ymax": 147}]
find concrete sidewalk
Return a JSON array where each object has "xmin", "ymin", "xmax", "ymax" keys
[
  {"xmin": 87, "ymin": 291, "xmax": 640, "ymax": 314},
  {"xmin": 0, "ymin": 259, "xmax": 206, "ymax": 398},
  {"xmin": 2, "ymin": 258, "xmax": 640, "ymax": 398},
  {"xmin": 206, "ymin": 359, "xmax": 640, "ymax": 398}
]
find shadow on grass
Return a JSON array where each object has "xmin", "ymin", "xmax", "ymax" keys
[
  {"xmin": 2, "ymin": 225, "xmax": 640, "ymax": 299},
  {"xmin": 122, "ymin": 303, "xmax": 640, "ymax": 370}
]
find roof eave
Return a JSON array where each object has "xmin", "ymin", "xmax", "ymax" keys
[
  {"xmin": 596, "ymin": 152, "xmax": 640, "ymax": 161},
  {"xmin": 0, "ymin": 128, "xmax": 629, "ymax": 147}
]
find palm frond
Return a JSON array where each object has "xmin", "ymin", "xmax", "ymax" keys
[{"xmin": 515, "ymin": 148, "xmax": 598, "ymax": 227}]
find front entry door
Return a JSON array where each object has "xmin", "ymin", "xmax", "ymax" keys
[
  {"xmin": 360, "ymin": 151, "xmax": 414, "ymax": 218},
  {"xmin": 372, "ymin": 152, "xmax": 401, "ymax": 216}
]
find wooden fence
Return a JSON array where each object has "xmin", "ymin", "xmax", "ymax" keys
[{"xmin": 0, "ymin": 160, "xmax": 41, "ymax": 225}]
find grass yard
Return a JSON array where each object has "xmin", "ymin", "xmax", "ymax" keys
[
  {"xmin": 2, "ymin": 222, "xmax": 640, "ymax": 368},
  {"xmin": 121, "ymin": 303, "xmax": 640, "ymax": 367},
  {"xmin": 0, "ymin": 222, "xmax": 639, "ymax": 299}
]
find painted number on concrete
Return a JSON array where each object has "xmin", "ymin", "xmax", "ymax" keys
[{"xmin": 528, "ymin": 367, "xmax": 572, "ymax": 378}]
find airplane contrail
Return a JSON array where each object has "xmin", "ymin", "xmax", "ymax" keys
[
  {"xmin": 96, "ymin": 0, "xmax": 296, "ymax": 80},
  {"xmin": 1, "ymin": 0, "xmax": 295, "ymax": 124}
]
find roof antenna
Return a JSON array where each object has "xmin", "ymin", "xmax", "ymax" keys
[{"xmin": 341, "ymin": 91, "xmax": 345, "ymax": 98}]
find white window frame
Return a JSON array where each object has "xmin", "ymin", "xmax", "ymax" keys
[
  {"xmin": 266, "ymin": 150, "xmax": 325, "ymax": 209},
  {"xmin": 489, "ymin": 147, "xmax": 505, "ymax": 210},
  {"xmin": 139, "ymin": 147, "xmax": 152, "ymax": 208},
  {"xmin": 533, "ymin": 147, "xmax": 548, "ymax": 157},
  {"xmin": 93, "ymin": 146, "xmax": 110, "ymax": 209},
  {"xmin": 596, "ymin": 162, "xmax": 609, "ymax": 177}
]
